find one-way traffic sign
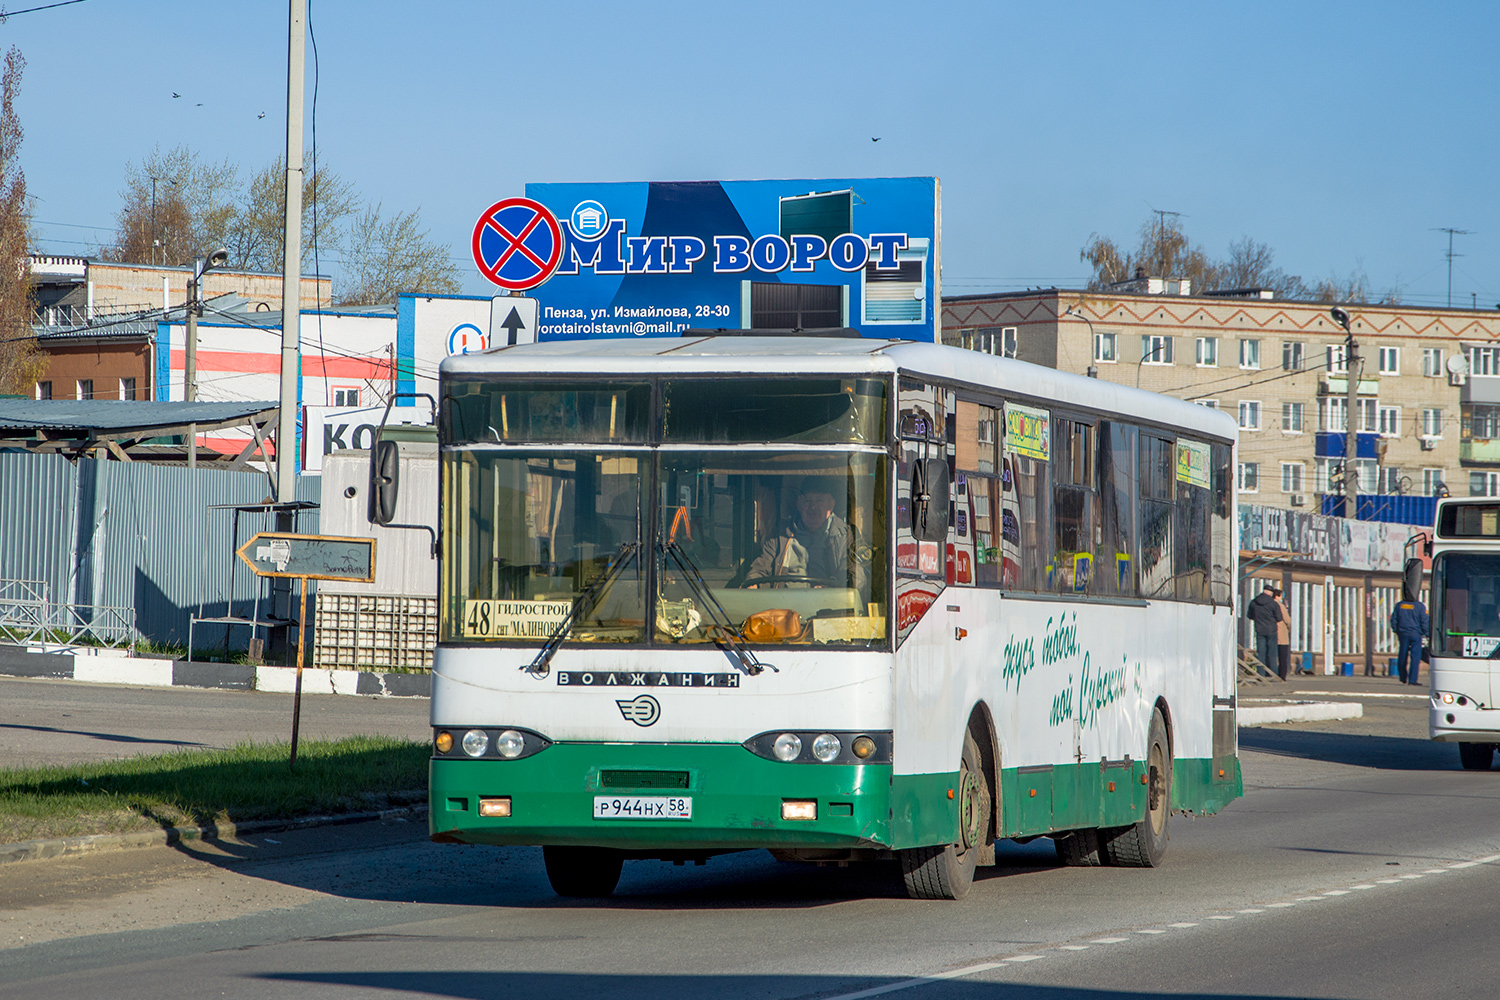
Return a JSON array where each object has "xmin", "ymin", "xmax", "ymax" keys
[{"xmin": 490, "ymin": 295, "xmax": 539, "ymax": 347}]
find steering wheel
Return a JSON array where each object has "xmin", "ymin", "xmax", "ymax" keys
[{"xmin": 742, "ymin": 574, "xmax": 841, "ymax": 589}]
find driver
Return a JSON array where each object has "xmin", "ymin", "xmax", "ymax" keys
[{"xmin": 746, "ymin": 478, "xmax": 868, "ymax": 591}]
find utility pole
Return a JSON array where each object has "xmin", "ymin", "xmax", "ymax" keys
[
  {"xmin": 1332, "ymin": 307, "xmax": 1357, "ymax": 516},
  {"xmin": 277, "ymin": 0, "xmax": 306, "ymax": 504}
]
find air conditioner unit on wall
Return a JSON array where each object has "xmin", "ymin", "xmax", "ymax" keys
[
  {"xmin": 1421, "ymin": 438, "xmax": 1438, "ymax": 450},
  {"xmin": 1450, "ymin": 371, "xmax": 1467, "ymax": 386},
  {"xmin": 1289, "ymin": 494, "xmax": 1306, "ymax": 506}
]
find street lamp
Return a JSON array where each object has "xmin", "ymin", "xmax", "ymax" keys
[
  {"xmin": 1063, "ymin": 304, "xmax": 1099, "ymax": 378},
  {"xmin": 185, "ymin": 248, "xmax": 229, "ymax": 402}
]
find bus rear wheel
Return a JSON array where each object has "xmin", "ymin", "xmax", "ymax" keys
[
  {"xmin": 900, "ymin": 731, "xmax": 989, "ymax": 900},
  {"xmin": 1055, "ymin": 828, "xmax": 1104, "ymax": 866},
  {"xmin": 543, "ymin": 846, "xmax": 624, "ymax": 897},
  {"xmin": 1458, "ymin": 742, "xmax": 1495, "ymax": 771},
  {"xmin": 1101, "ymin": 708, "xmax": 1171, "ymax": 868}
]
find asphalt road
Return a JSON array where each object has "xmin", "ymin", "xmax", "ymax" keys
[{"xmin": 3, "ymin": 675, "xmax": 1498, "ymax": 999}]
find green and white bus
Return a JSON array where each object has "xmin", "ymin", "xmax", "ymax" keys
[
  {"xmin": 1426, "ymin": 498, "xmax": 1500, "ymax": 769},
  {"xmin": 424, "ymin": 334, "xmax": 1242, "ymax": 899}
]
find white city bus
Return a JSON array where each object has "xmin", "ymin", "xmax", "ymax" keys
[
  {"xmin": 1426, "ymin": 498, "xmax": 1500, "ymax": 769},
  {"xmin": 420, "ymin": 334, "xmax": 1242, "ymax": 899}
]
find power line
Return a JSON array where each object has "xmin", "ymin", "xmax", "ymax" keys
[{"xmin": 0, "ymin": 0, "xmax": 92, "ymax": 18}]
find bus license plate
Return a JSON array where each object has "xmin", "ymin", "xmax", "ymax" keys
[{"xmin": 593, "ymin": 796, "xmax": 692, "ymax": 820}]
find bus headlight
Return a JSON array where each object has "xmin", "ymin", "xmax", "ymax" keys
[
  {"xmin": 812, "ymin": 733, "xmax": 841, "ymax": 762},
  {"xmin": 773, "ymin": 733, "xmax": 803, "ymax": 761},
  {"xmin": 495, "ymin": 730, "xmax": 526, "ymax": 758},
  {"xmin": 461, "ymin": 729, "xmax": 490, "ymax": 757}
]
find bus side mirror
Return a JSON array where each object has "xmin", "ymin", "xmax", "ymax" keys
[
  {"xmin": 1403, "ymin": 557, "xmax": 1423, "ymax": 603},
  {"xmin": 912, "ymin": 458, "xmax": 950, "ymax": 541},
  {"xmin": 369, "ymin": 439, "xmax": 400, "ymax": 525}
]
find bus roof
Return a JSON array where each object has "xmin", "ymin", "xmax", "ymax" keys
[{"xmin": 441, "ymin": 336, "xmax": 1239, "ymax": 444}]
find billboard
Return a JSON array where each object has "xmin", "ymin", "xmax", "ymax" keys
[{"xmin": 477, "ymin": 178, "xmax": 940, "ymax": 342}]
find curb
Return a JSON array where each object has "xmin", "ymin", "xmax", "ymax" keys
[
  {"xmin": 1238, "ymin": 699, "xmax": 1365, "ymax": 725},
  {"xmin": 0, "ymin": 645, "xmax": 429, "ymax": 698},
  {"xmin": 0, "ymin": 802, "xmax": 429, "ymax": 867}
]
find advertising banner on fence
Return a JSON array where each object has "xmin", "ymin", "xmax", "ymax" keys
[{"xmin": 472, "ymin": 178, "xmax": 940, "ymax": 342}]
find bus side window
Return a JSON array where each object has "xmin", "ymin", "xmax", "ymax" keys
[
  {"xmin": 1052, "ymin": 417, "xmax": 1097, "ymax": 594},
  {"xmin": 1210, "ymin": 442, "xmax": 1233, "ymax": 603},
  {"xmin": 1099, "ymin": 422, "xmax": 1139, "ymax": 596},
  {"xmin": 1139, "ymin": 434, "xmax": 1176, "ymax": 599}
]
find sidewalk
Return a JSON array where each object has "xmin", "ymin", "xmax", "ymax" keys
[
  {"xmin": 1238, "ymin": 668, "xmax": 1429, "ymax": 724},
  {"xmin": 0, "ymin": 643, "xmax": 429, "ymax": 697}
]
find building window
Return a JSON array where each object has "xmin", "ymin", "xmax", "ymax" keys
[
  {"xmin": 1238, "ymin": 462, "xmax": 1259, "ymax": 493},
  {"xmin": 1238, "ymin": 400, "xmax": 1260, "ymax": 430},
  {"xmin": 962, "ymin": 326, "xmax": 1017, "ymax": 357},
  {"xmin": 1141, "ymin": 334, "xmax": 1173, "ymax": 365},
  {"xmin": 1355, "ymin": 459, "xmax": 1379, "ymax": 493},
  {"xmin": 1094, "ymin": 331, "xmax": 1117, "ymax": 363},
  {"xmin": 1423, "ymin": 469, "xmax": 1447, "ymax": 497},
  {"xmin": 1316, "ymin": 457, "xmax": 1334, "ymax": 493},
  {"xmin": 1282, "ymin": 401, "xmax": 1304, "ymax": 433},
  {"xmin": 1196, "ymin": 399, "xmax": 1219, "ymax": 409},
  {"xmin": 1471, "ymin": 346, "xmax": 1500, "ymax": 377},
  {"xmin": 333, "ymin": 387, "xmax": 361, "ymax": 407},
  {"xmin": 1281, "ymin": 462, "xmax": 1304, "ymax": 492},
  {"xmin": 120, "ymin": 377, "xmax": 137, "ymax": 401},
  {"xmin": 1321, "ymin": 397, "xmax": 1347, "ymax": 433},
  {"xmin": 1378, "ymin": 347, "xmax": 1400, "ymax": 375},
  {"xmin": 1326, "ymin": 344, "xmax": 1348, "ymax": 375},
  {"xmin": 1422, "ymin": 348, "xmax": 1444, "ymax": 377},
  {"xmin": 1378, "ymin": 405, "xmax": 1401, "ymax": 437},
  {"xmin": 1282, "ymin": 342, "xmax": 1304, "ymax": 371},
  {"xmin": 1239, "ymin": 338, "xmax": 1261, "ymax": 370},
  {"xmin": 76, "ymin": 379, "xmax": 93, "ymax": 400},
  {"xmin": 1471, "ymin": 471, "xmax": 1500, "ymax": 497},
  {"xmin": 1421, "ymin": 407, "xmax": 1443, "ymax": 438},
  {"xmin": 35, "ymin": 380, "xmax": 51, "ymax": 400},
  {"xmin": 1469, "ymin": 405, "xmax": 1500, "ymax": 439},
  {"xmin": 1377, "ymin": 467, "xmax": 1404, "ymax": 494},
  {"xmin": 1196, "ymin": 337, "xmax": 1218, "ymax": 367}
]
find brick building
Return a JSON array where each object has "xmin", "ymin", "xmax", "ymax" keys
[{"xmin": 943, "ymin": 285, "xmax": 1500, "ymax": 510}]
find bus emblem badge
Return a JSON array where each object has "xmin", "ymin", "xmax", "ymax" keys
[{"xmin": 616, "ymin": 695, "xmax": 661, "ymax": 727}]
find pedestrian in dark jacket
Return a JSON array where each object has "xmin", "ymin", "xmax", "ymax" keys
[
  {"xmin": 1246, "ymin": 583, "xmax": 1283, "ymax": 677},
  {"xmin": 1390, "ymin": 597, "xmax": 1430, "ymax": 686}
]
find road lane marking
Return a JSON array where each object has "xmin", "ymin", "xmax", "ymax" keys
[
  {"xmin": 1168, "ymin": 922, "xmax": 1199, "ymax": 928},
  {"xmin": 819, "ymin": 961, "xmax": 1007, "ymax": 1000},
  {"xmin": 1351, "ymin": 884, "xmax": 1377, "ymax": 890},
  {"xmin": 1091, "ymin": 937, "xmax": 1129, "ymax": 943},
  {"xmin": 1007, "ymin": 955, "xmax": 1045, "ymax": 962},
  {"xmin": 1059, "ymin": 945, "xmax": 1090, "ymax": 951},
  {"xmin": 1323, "ymin": 889, "xmax": 1351, "ymax": 895},
  {"xmin": 1136, "ymin": 929, "xmax": 1167, "ymax": 934},
  {"xmin": 1265, "ymin": 902, "xmax": 1296, "ymax": 908},
  {"xmin": 1237, "ymin": 908, "xmax": 1265, "ymax": 914}
]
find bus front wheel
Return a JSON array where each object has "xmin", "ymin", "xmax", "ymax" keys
[
  {"xmin": 543, "ymin": 846, "xmax": 624, "ymax": 898},
  {"xmin": 1458, "ymin": 742, "xmax": 1495, "ymax": 771},
  {"xmin": 1101, "ymin": 708, "xmax": 1171, "ymax": 868},
  {"xmin": 900, "ymin": 731, "xmax": 989, "ymax": 900}
]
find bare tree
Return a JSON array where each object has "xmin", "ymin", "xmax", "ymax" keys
[
  {"xmin": 209, "ymin": 156, "xmax": 357, "ymax": 274},
  {"xmin": 1219, "ymin": 236, "xmax": 1310, "ymax": 298},
  {"xmin": 101, "ymin": 145, "xmax": 238, "ymax": 265},
  {"xmin": 336, "ymin": 202, "xmax": 459, "ymax": 306},
  {"xmin": 0, "ymin": 47, "xmax": 43, "ymax": 397}
]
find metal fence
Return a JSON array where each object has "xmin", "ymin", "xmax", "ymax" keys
[{"xmin": 0, "ymin": 452, "xmax": 320, "ymax": 647}]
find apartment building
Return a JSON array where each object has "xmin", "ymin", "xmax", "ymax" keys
[{"xmin": 943, "ymin": 286, "xmax": 1500, "ymax": 511}]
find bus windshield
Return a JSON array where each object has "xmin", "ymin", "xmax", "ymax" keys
[
  {"xmin": 657, "ymin": 451, "xmax": 886, "ymax": 647},
  {"xmin": 441, "ymin": 448, "xmax": 888, "ymax": 648},
  {"xmin": 1433, "ymin": 552, "xmax": 1500, "ymax": 657}
]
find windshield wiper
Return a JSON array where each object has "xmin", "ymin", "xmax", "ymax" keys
[
  {"xmin": 660, "ymin": 541, "xmax": 774, "ymax": 675},
  {"xmin": 523, "ymin": 541, "xmax": 640, "ymax": 676}
]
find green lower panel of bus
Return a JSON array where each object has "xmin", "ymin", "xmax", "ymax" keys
[
  {"xmin": 430, "ymin": 747, "xmax": 1243, "ymax": 853},
  {"xmin": 430, "ymin": 743, "xmax": 894, "ymax": 851},
  {"xmin": 891, "ymin": 755, "xmax": 1243, "ymax": 848}
]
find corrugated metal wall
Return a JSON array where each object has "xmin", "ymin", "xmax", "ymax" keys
[{"xmin": 0, "ymin": 453, "xmax": 322, "ymax": 646}]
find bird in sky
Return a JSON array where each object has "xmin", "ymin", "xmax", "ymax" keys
[
  {"xmin": 871, "ymin": 137, "xmax": 881, "ymax": 142},
  {"xmin": 257, "ymin": 112, "xmax": 265, "ymax": 119},
  {"xmin": 172, "ymin": 92, "xmax": 180, "ymax": 98},
  {"xmin": 195, "ymin": 103, "xmax": 203, "ymax": 107}
]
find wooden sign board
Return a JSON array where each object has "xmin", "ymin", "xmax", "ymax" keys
[{"xmin": 235, "ymin": 532, "xmax": 376, "ymax": 583}]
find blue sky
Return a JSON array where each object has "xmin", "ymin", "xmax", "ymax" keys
[{"xmin": 8, "ymin": 0, "xmax": 1497, "ymax": 308}]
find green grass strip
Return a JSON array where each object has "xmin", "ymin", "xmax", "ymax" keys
[{"xmin": 0, "ymin": 736, "xmax": 429, "ymax": 845}]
